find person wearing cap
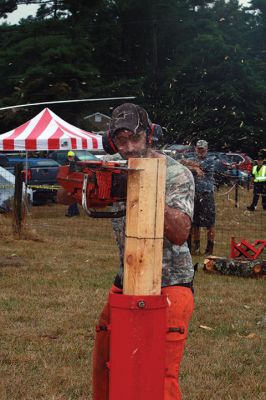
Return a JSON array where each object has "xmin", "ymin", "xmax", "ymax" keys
[
  {"xmin": 247, "ymin": 154, "xmax": 266, "ymax": 211},
  {"xmin": 182, "ymin": 140, "xmax": 216, "ymax": 256},
  {"xmin": 93, "ymin": 103, "xmax": 195, "ymax": 400},
  {"xmin": 67, "ymin": 150, "xmax": 75, "ymax": 158},
  {"xmin": 65, "ymin": 151, "xmax": 80, "ymax": 217}
]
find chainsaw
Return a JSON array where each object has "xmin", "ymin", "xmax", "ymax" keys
[{"xmin": 57, "ymin": 160, "xmax": 130, "ymax": 218}]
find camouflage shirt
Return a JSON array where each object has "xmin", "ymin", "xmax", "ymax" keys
[
  {"xmin": 189, "ymin": 154, "xmax": 215, "ymax": 193},
  {"xmin": 110, "ymin": 154, "xmax": 195, "ymax": 288}
]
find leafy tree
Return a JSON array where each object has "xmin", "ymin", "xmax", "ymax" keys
[
  {"xmin": 0, "ymin": 0, "xmax": 265, "ymax": 154},
  {"xmin": 0, "ymin": 0, "xmax": 17, "ymax": 18},
  {"xmin": 149, "ymin": 0, "xmax": 266, "ymax": 153}
]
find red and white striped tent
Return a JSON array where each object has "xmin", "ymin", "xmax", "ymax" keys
[{"xmin": 0, "ymin": 108, "xmax": 103, "ymax": 151}]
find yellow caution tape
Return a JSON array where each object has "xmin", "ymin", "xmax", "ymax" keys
[
  {"xmin": 27, "ymin": 185, "xmax": 61, "ymax": 190},
  {"xmin": 0, "ymin": 184, "xmax": 15, "ymax": 188},
  {"xmin": 0, "ymin": 184, "xmax": 61, "ymax": 190}
]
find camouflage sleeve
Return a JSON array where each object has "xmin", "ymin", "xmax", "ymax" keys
[
  {"xmin": 165, "ymin": 158, "xmax": 195, "ymax": 219},
  {"xmin": 103, "ymin": 153, "xmax": 123, "ymax": 162}
]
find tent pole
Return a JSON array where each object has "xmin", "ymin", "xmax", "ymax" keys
[{"xmin": 25, "ymin": 151, "xmax": 28, "ymax": 185}]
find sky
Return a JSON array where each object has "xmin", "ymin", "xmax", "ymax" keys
[
  {"xmin": 0, "ymin": 4, "xmax": 39, "ymax": 25},
  {"xmin": 0, "ymin": 1, "xmax": 252, "ymax": 25}
]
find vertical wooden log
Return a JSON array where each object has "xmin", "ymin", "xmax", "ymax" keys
[
  {"xmin": 123, "ymin": 158, "xmax": 166, "ymax": 295},
  {"xmin": 12, "ymin": 163, "xmax": 23, "ymax": 238},
  {"xmin": 235, "ymin": 167, "xmax": 239, "ymax": 208}
]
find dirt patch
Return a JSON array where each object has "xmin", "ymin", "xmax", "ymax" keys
[{"xmin": 0, "ymin": 256, "xmax": 25, "ymax": 267}]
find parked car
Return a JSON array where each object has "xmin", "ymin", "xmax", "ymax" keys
[
  {"xmin": 90, "ymin": 149, "xmax": 107, "ymax": 160},
  {"xmin": 177, "ymin": 151, "xmax": 231, "ymax": 186},
  {"xmin": 161, "ymin": 149, "xmax": 252, "ymax": 187},
  {"xmin": 0, "ymin": 154, "xmax": 9, "ymax": 168},
  {"xmin": 0, "ymin": 156, "xmax": 60, "ymax": 205},
  {"xmin": 226, "ymin": 153, "xmax": 253, "ymax": 172},
  {"xmin": 207, "ymin": 152, "xmax": 232, "ymax": 186},
  {"xmin": 49, "ymin": 150, "xmax": 98, "ymax": 165},
  {"xmin": 161, "ymin": 144, "xmax": 194, "ymax": 158},
  {"xmin": 224, "ymin": 168, "xmax": 251, "ymax": 187}
]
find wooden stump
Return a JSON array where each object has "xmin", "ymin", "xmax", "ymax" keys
[{"xmin": 123, "ymin": 158, "xmax": 166, "ymax": 295}]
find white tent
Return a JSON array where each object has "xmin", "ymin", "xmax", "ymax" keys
[{"xmin": 0, "ymin": 108, "xmax": 103, "ymax": 151}]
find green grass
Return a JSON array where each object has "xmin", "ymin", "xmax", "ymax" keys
[{"xmin": 0, "ymin": 190, "xmax": 265, "ymax": 400}]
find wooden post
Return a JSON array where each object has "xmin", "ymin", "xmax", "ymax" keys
[
  {"xmin": 123, "ymin": 158, "xmax": 166, "ymax": 295},
  {"xmin": 235, "ymin": 166, "xmax": 239, "ymax": 208},
  {"xmin": 12, "ymin": 162, "xmax": 23, "ymax": 238}
]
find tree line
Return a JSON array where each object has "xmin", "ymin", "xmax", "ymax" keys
[{"xmin": 0, "ymin": 0, "xmax": 265, "ymax": 155}]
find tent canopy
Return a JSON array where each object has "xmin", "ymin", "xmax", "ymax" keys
[{"xmin": 0, "ymin": 108, "xmax": 103, "ymax": 151}]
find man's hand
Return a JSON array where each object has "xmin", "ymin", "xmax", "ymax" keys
[
  {"xmin": 194, "ymin": 166, "xmax": 204, "ymax": 177},
  {"xmin": 180, "ymin": 159, "xmax": 204, "ymax": 176}
]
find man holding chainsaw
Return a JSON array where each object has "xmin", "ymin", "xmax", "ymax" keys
[{"xmin": 93, "ymin": 103, "xmax": 195, "ymax": 400}]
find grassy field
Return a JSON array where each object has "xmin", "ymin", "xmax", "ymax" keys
[{"xmin": 0, "ymin": 190, "xmax": 265, "ymax": 400}]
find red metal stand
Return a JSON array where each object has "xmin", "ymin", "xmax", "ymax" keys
[
  {"xmin": 108, "ymin": 293, "xmax": 167, "ymax": 400},
  {"xmin": 230, "ymin": 237, "xmax": 266, "ymax": 260}
]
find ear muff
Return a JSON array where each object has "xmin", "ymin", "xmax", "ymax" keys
[
  {"xmin": 148, "ymin": 123, "xmax": 162, "ymax": 146},
  {"xmin": 102, "ymin": 130, "xmax": 118, "ymax": 155},
  {"xmin": 147, "ymin": 123, "xmax": 154, "ymax": 145}
]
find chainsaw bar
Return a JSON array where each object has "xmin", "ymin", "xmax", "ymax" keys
[{"xmin": 78, "ymin": 162, "xmax": 143, "ymax": 172}]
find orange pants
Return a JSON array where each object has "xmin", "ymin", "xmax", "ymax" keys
[{"xmin": 92, "ymin": 285, "xmax": 194, "ymax": 400}]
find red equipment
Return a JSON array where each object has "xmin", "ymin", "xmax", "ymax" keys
[
  {"xmin": 109, "ymin": 293, "xmax": 167, "ymax": 400},
  {"xmin": 57, "ymin": 160, "xmax": 128, "ymax": 217},
  {"xmin": 230, "ymin": 237, "xmax": 266, "ymax": 260}
]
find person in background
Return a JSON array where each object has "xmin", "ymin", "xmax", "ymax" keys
[
  {"xmin": 65, "ymin": 151, "xmax": 80, "ymax": 217},
  {"xmin": 93, "ymin": 103, "xmax": 195, "ymax": 400},
  {"xmin": 181, "ymin": 140, "xmax": 216, "ymax": 256},
  {"xmin": 247, "ymin": 153, "xmax": 266, "ymax": 211}
]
